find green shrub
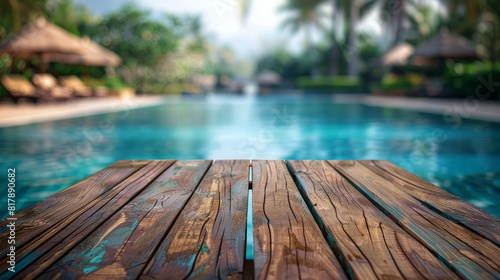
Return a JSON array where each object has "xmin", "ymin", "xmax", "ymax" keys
[
  {"xmin": 81, "ymin": 77, "xmax": 103, "ymax": 89},
  {"xmin": 79, "ymin": 76, "xmax": 129, "ymax": 90},
  {"xmin": 103, "ymin": 76, "xmax": 129, "ymax": 90},
  {"xmin": 0, "ymin": 83, "xmax": 7, "ymax": 98},
  {"xmin": 444, "ymin": 61, "xmax": 500, "ymax": 99},
  {"xmin": 380, "ymin": 79, "xmax": 413, "ymax": 90},
  {"xmin": 374, "ymin": 73, "xmax": 424, "ymax": 91},
  {"xmin": 379, "ymin": 74, "xmax": 414, "ymax": 90},
  {"xmin": 164, "ymin": 83, "xmax": 200, "ymax": 94},
  {"xmin": 297, "ymin": 76, "xmax": 362, "ymax": 93}
]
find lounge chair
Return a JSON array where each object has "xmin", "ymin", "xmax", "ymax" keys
[
  {"xmin": 1, "ymin": 75, "xmax": 41, "ymax": 103},
  {"xmin": 93, "ymin": 86, "xmax": 109, "ymax": 97},
  {"xmin": 60, "ymin": 76, "xmax": 93, "ymax": 97},
  {"xmin": 32, "ymin": 74, "xmax": 73, "ymax": 101}
]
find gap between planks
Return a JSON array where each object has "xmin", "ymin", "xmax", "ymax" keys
[
  {"xmin": 327, "ymin": 160, "xmax": 499, "ymax": 279},
  {"xmin": 4, "ymin": 160, "xmax": 497, "ymax": 279},
  {"xmin": 244, "ymin": 161, "xmax": 254, "ymax": 279}
]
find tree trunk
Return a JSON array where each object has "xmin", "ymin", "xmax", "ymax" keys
[
  {"xmin": 8, "ymin": 0, "xmax": 21, "ymax": 32},
  {"xmin": 38, "ymin": 53, "xmax": 48, "ymax": 74},
  {"xmin": 305, "ymin": 25, "xmax": 312, "ymax": 49},
  {"xmin": 328, "ymin": 0, "xmax": 337, "ymax": 75},
  {"xmin": 348, "ymin": 0, "xmax": 358, "ymax": 77},
  {"xmin": 329, "ymin": 39, "xmax": 338, "ymax": 75},
  {"xmin": 392, "ymin": 0, "xmax": 406, "ymax": 47},
  {"xmin": 305, "ymin": 26, "xmax": 316, "ymax": 77},
  {"xmin": 494, "ymin": 21, "xmax": 498, "ymax": 69}
]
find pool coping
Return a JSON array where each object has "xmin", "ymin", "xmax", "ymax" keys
[
  {"xmin": 1, "ymin": 94, "xmax": 500, "ymax": 128},
  {"xmin": 0, "ymin": 96, "xmax": 172, "ymax": 128},
  {"xmin": 334, "ymin": 94, "xmax": 500, "ymax": 123}
]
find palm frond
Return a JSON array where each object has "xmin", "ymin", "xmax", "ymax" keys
[{"xmin": 359, "ymin": 0, "xmax": 378, "ymax": 18}]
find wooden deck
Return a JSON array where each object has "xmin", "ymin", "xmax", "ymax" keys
[{"xmin": 1, "ymin": 160, "xmax": 498, "ymax": 279}]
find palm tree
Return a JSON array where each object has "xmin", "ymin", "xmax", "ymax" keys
[
  {"xmin": 279, "ymin": 0, "xmax": 326, "ymax": 48},
  {"xmin": 327, "ymin": 0, "xmax": 377, "ymax": 76},
  {"xmin": 406, "ymin": 2, "xmax": 442, "ymax": 45},
  {"xmin": 481, "ymin": 0, "xmax": 500, "ymax": 64},
  {"xmin": 240, "ymin": 0, "xmax": 374, "ymax": 77},
  {"xmin": 0, "ymin": 0, "xmax": 47, "ymax": 39},
  {"xmin": 346, "ymin": 0, "xmax": 408, "ymax": 49},
  {"xmin": 392, "ymin": 0, "xmax": 407, "ymax": 46},
  {"xmin": 332, "ymin": 0, "xmax": 377, "ymax": 77},
  {"xmin": 442, "ymin": 0, "xmax": 500, "ymax": 64},
  {"xmin": 442, "ymin": 0, "xmax": 485, "ymax": 39},
  {"xmin": 279, "ymin": 0, "xmax": 326, "ymax": 77},
  {"xmin": 347, "ymin": 0, "xmax": 359, "ymax": 77},
  {"xmin": 445, "ymin": 0, "xmax": 484, "ymax": 21},
  {"xmin": 377, "ymin": 0, "xmax": 409, "ymax": 47}
]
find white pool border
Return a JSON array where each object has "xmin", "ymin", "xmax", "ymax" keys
[
  {"xmin": 333, "ymin": 94, "xmax": 500, "ymax": 123},
  {"xmin": 1, "ymin": 94, "xmax": 500, "ymax": 128},
  {"xmin": 0, "ymin": 96, "xmax": 178, "ymax": 128}
]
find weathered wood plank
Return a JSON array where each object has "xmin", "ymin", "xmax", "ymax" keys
[
  {"xmin": 287, "ymin": 160, "xmax": 459, "ymax": 280},
  {"xmin": 252, "ymin": 160, "xmax": 347, "ymax": 280},
  {"xmin": 0, "ymin": 160, "xmax": 149, "ymax": 273},
  {"xmin": 142, "ymin": 160, "xmax": 249, "ymax": 279},
  {"xmin": 329, "ymin": 160, "xmax": 500, "ymax": 280},
  {"xmin": 363, "ymin": 160, "xmax": 500, "ymax": 245},
  {"xmin": 40, "ymin": 160, "xmax": 212, "ymax": 279},
  {"xmin": 6, "ymin": 160, "xmax": 175, "ymax": 279}
]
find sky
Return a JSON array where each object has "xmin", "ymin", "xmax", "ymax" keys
[
  {"xmin": 74, "ymin": 0, "xmax": 444, "ymax": 59},
  {"xmin": 74, "ymin": 0, "xmax": 296, "ymax": 58}
]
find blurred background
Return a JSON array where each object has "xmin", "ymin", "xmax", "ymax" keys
[{"xmin": 0, "ymin": 0, "xmax": 498, "ymax": 95}]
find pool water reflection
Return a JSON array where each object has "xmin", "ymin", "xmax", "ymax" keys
[{"xmin": 1, "ymin": 95, "xmax": 499, "ymax": 217}]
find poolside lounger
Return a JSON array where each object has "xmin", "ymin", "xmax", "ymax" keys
[
  {"xmin": 32, "ymin": 74, "xmax": 73, "ymax": 101},
  {"xmin": 59, "ymin": 76, "xmax": 93, "ymax": 97},
  {"xmin": 93, "ymin": 86, "xmax": 109, "ymax": 97},
  {"xmin": 1, "ymin": 75, "xmax": 42, "ymax": 103}
]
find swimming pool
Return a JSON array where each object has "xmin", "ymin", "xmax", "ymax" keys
[{"xmin": 1, "ymin": 95, "xmax": 499, "ymax": 217}]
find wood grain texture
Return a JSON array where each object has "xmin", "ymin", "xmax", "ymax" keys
[
  {"xmin": 2, "ymin": 159, "xmax": 497, "ymax": 279},
  {"xmin": 287, "ymin": 160, "xmax": 459, "ymax": 280},
  {"xmin": 363, "ymin": 160, "xmax": 500, "ymax": 246},
  {"xmin": 0, "ymin": 160, "xmax": 146, "ymax": 250},
  {"xmin": 40, "ymin": 160, "xmax": 211, "ymax": 279},
  {"xmin": 252, "ymin": 160, "xmax": 347, "ymax": 280},
  {"xmin": 0, "ymin": 160, "xmax": 148, "ymax": 274},
  {"xmin": 141, "ymin": 160, "xmax": 249, "ymax": 279},
  {"xmin": 329, "ymin": 160, "xmax": 500, "ymax": 280},
  {"xmin": 6, "ymin": 160, "xmax": 175, "ymax": 279}
]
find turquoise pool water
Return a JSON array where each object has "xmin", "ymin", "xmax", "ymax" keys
[{"xmin": 1, "ymin": 95, "xmax": 499, "ymax": 217}]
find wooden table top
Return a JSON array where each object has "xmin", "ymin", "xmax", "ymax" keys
[{"xmin": 0, "ymin": 160, "xmax": 498, "ymax": 279}]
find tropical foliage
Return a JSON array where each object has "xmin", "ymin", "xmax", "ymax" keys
[
  {"xmin": 279, "ymin": 0, "xmax": 326, "ymax": 46},
  {"xmin": 1, "ymin": 0, "xmax": 499, "ymax": 95},
  {"xmin": 0, "ymin": 0, "xmax": 46, "ymax": 38},
  {"xmin": 0, "ymin": 0, "xmax": 220, "ymax": 93},
  {"xmin": 406, "ymin": 1, "xmax": 443, "ymax": 45},
  {"xmin": 252, "ymin": 0, "xmax": 499, "ymax": 96}
]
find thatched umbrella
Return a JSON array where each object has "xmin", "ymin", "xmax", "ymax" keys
[
  {"xmin": 410, "ymin": 28, "xmax": 480, "ymax": 78},
  {"xmin": 255, "ymin": 71, "xmax": 281, "ymax": 94},
  {"xmin": 45, "ymin": 37, "xmax": 121, "ymax": 67},
  {"xmin": 382, "ymin": 43, "xmax": 414, "ymax": 66},
  {"xmin": 0, "ymin": 18, "xmax": 84, "ymax": 72},
  {"xmin": 412, "ymin": 28, "xmax": 479, "ymax": 60}
]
